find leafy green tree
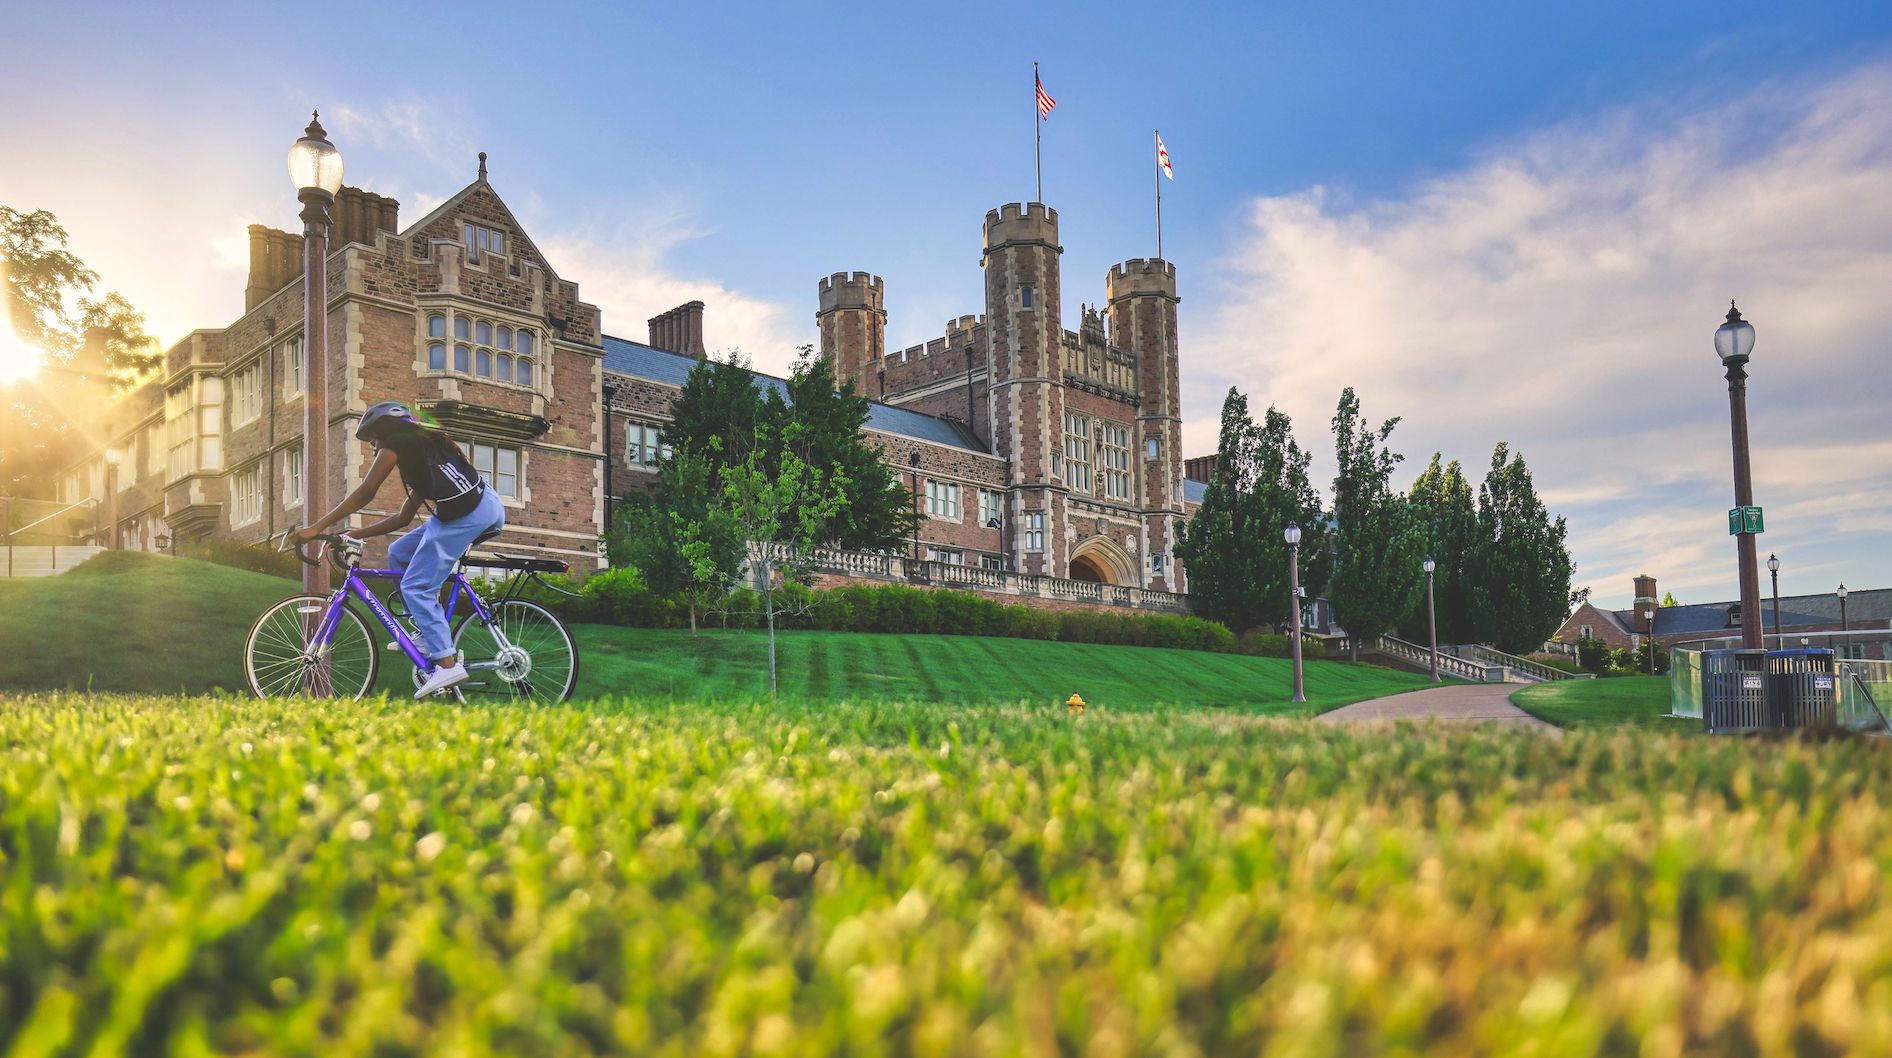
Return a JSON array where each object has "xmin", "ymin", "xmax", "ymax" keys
[
  {"xmin": 2, "ymin": 206, "xmax": 157, "ymax": 495},
  {"xmin": 1404, "ymin": 453, "xmax": 1480, "ymax": 643},
  {"xmin": 1329, "ymin": 388, "xmax": 1425, "ymax": 660},
  {"xmin": 609, "ymin": 445, "xmax": 743, "ymax": 635},
  {"xmin": 1661, "ymin": 591, "xmax": 1678, "ymax": 608},
  {"xmin": 1175, "ymin": 388, "xmax": 1328, "ymax": 634},
  {"xmin": 764, "ymin": 348, "xmax": 919, "ymax": 552},
  {"xmin": 721, "ymin": 421, "xmax": 848, "ymax": 696},
  {"xmin": 663, "ymin": 350, "xmax": 767, "ymax": 482},
  {"xmin": 1470, "ymin": 443, "xmax": 1576, "ymax": 654}
]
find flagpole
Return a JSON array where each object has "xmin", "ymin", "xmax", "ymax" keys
[
  {"xmin": 1034, "ymin": 62, "xmax": 1043, "ymax": 202},
  {"xmin": 1154, "ymin": 129, "xmax": 1163, "ymax": 260}
]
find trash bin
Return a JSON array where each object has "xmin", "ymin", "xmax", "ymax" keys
[
  {"xmin": 1701, "ymin": 648, "xmax": 1768, "ymax": 733},
  {"xmin": 1765, "ymin": 648, "xmax": 1838, "ymax": 729}
]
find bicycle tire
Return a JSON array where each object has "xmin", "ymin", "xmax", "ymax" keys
[
  {"xmin": 449, "ymin": 599, "xmax": 579, "ymax": 703},
  {"xmin": 245, "ymin": 594, "xmax": 381, "ymax": 699}
]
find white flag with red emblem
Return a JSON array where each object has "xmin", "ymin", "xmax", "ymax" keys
[{"xmin": 1157, "ymin": 133, "xmax": 1174, "ymax": 179}]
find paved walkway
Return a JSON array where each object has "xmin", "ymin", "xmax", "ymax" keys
[{"xmin": 1319, "ymin": 682, "xmax": 1560, "ymax": 732}]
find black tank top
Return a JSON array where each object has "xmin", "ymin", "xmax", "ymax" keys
[{"xmin": 383, "ymin": 434, "xmax": 486, "ymax": 520}]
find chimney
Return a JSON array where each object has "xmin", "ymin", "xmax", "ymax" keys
[
  {"xmin": 647, "ymin": 301, "xmax": 707, "ymax": 358},
  {"xmin": 1633, "ymin": 574, "xmax": 1658, "ymax": 634},
  {"xmin": 332, "ymin": 186, "xmax": 400, "ymax": 248},
  {"xmin": 246, "ymin": 225, "xmax": 305, "ymax": 311}
]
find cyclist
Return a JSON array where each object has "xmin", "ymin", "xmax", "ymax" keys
[{"xmin": 291, "ymin": 401, "xmax": 505, "ymax": 698}]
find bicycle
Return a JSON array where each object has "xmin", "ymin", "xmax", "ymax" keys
[{"xmin": 244, "ymin": 531, "xmax": 581, "ymax": 702}]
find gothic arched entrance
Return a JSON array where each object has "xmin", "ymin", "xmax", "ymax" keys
[{"xmin": 1068, "ymin": 536, "xmax": 1137, "ymax": 586}]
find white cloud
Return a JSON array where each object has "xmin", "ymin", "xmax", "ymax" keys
[
  {"xmin": 533, "ymin": 204, "xmax": 807, "ymax": 375},
  {"xmin": 1192, "ymin": 63, "xmax": 1892, "ymax": 608}
]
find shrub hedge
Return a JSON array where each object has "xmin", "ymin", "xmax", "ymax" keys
[{"xmin": 545, "ymin": 572, "xmax": 1243, "ymax": 654}]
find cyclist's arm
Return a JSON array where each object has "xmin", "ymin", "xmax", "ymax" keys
[
  {"xmin": 355, "ymin": 491, "xmax": 426, "ymax": 539},
  {"xmin": 294, "ymin": 448, "xmax": 399, "ymax": 541}
]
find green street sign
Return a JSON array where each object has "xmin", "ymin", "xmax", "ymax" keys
[{"xmin": 1728, "ymin": 506, "xmax": 1765, "ymax": 535}]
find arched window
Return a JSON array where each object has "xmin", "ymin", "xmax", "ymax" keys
[
  {"xmin": 476, "ymin": 349, "xmax": 492, "ymax": 376},
  {"xmin": 427, "ymin": 314, "xmax": 446, "ymax": 338},
  {"xmin": 498, "ymin": 326, "xmax": 513, "ymax": 350},
  {"xmin": 427, "ymin": 343, "xmax": 446, "ymax": 370},
  {"xmin": 475, "ymin": 321, "xmax": 492, "ymax": 346},
  {"xmin": 497, "ymin": 353, "xmax": 514, "ymax": 382},
  {"xmin": 454, "ymin": 345, "xmax": 470, "ymax": 372},
  {"xmin": 453, "ymin": 317, "xmax": 470, "ymax": 340}
]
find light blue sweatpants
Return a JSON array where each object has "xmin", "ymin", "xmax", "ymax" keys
[{"xmin": 387, "ymin": 488, "xmax": 506, "ymax": 664}]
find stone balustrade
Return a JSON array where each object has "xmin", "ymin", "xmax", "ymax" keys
[{"xmin": 757, "ymin": 545, "xmax": 1192, "ymax": 614}]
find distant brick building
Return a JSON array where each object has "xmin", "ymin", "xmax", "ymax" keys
[
  {"xmin": 58, "ymin": 163, "xmax": 1204, "ymax": 599},
  {"xmin": 1554, "ymin": 574, "xmax": 1891, "ymax": 659}
]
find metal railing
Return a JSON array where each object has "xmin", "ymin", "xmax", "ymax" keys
[
  {"xmin": 3, "ymin": 497, "xmax": 101, "ymax": 577},
  {"xmin": 1460, "ymin": 644, "xmax": 1590, "ymax": 682}
]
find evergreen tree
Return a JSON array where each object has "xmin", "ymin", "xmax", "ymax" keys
[
  {"xmin": 1470, "ymin": 443, "xmax": 1576, "ymax": 654},
  {"xmin": 764, "ymin": 348, "xmax": 919, "ymax": 552},
  {"xmin": 1403, "ymin": 453, "xmax": 1480, "ymax": 643},
  {"xmin": 1329, "ymin": 388, "xmax": 1425, "ymax": 660},
  {"xmin": 1661, "ymin": 591, "xmax": 1679, "ymax": 607},
  {"xmin": 608, "ymin": 446, "xmax": 743, "ymax": 635},
  {"xmin": 1175, "ymin": 388, "xmax": 1327, "ymax": 634},
  {"xmin": 663, "ymin": 351, "xmax": 767, "ymax": 482}
]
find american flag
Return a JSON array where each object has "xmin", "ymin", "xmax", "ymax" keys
[{"xmin": 1036, "ymin": 76, "xmax": 1056, "ymax": 119}]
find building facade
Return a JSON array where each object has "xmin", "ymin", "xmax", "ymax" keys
[
  {"xmin": 61, "ymin": 164, "xmax": 1204, "ymax": 598},
  {"xmin": 1553, "ymin": 574, "xmax": 1891, "ymax": 660}
]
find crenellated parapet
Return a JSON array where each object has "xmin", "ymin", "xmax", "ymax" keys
[
  {"xmin": 983, "ymin": 202, "xmax": 1061, "ymax": 254},
  {"xmin": 1105, "ymin": 258, "xmax": 1178, "ymax": 302},
  {"xmin": 817, "ymin": 271, "xmax": 886, "ymax": 315}
]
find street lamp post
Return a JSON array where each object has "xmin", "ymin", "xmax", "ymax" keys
[
  {"xmin": 1839, "ymin": 583, "xmax": 1849, "ymax": 632},
  {"xmin": 103, "ymin": 447, "xmax": 122, "ymax": 549},
  {"xmin": 1286, "ymin": 523, "xmax": 1306, "ymax": 704},
  {"xmin": 1715, "ymin": 302, "xmax": 1763, "ymax": 650},
  {"xmin": 1767, "ymin": 553, "xmax": 1781, "ymax": 649},
  {"xmin": 288, "ymin": 112, "xmax": 343, "ymax": 596},
  {"xmin": 1643, "ymin": 608, "xmax": 1656, "ymax": 674},
  {"xmin": 909, "ymin": 450, "xmax": 923, "ymax": 561},
  {"xmin": 1423, "ymin": 557, "xmax": 1439, "ymax": 682},
  {"xmin": 601, "ymin": 379, "xmax": 620, "ymax": 535}
]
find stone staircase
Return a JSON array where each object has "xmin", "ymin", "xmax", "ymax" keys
[{"xmin": 1, "ymin": 546, "xmax": 107, "ymax": 577}]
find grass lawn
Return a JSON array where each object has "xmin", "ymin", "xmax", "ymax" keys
[
  {"xmin": 4, "ymin": 693, "xmax": 1889, "ymax": 1054},
  {"xmin": 0, "ymin": 551, "xmax": 296, "ymax": 694},
  {"xmin": 1510, "ymin": 675, "xmax": 1688, "ymax": 729},
  {"xmin": 3, "ymin": 551, "xmax": 1428, "ymax": 712}
]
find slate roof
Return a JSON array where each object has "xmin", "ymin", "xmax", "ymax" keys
[
  {"xmin": 1771, "ymin": 587, "xmax": 1892, "ymax": 624},
  {"xmin": 1613, "ymin": 603, "xmax": 1835, "ymax": 637},
  {"xmin": 601, "ymin": 336, "xmax": 987, "ymax": 454},
  {"xmin": 1184, "ymin": 479, "xmax": 1208, "ymax": 505}
]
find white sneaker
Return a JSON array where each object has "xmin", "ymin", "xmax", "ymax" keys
[{"xmin": 414, "ymin": 662, "xmax": 468, "ymax": 699}]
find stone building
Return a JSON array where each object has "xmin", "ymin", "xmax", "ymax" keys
[{"xmin": 57, "ymin": 161, "xmax": 1203, "ymax": 604}]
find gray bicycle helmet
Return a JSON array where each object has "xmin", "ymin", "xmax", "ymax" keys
[{"xmin": 356, "ymin": 400, "xmax": 426, "ymax": 442}]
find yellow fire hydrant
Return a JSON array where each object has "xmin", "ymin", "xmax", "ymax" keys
[{"xmin": 1066, "ymin": 693, "xmax": 1086, "ymax": 716}]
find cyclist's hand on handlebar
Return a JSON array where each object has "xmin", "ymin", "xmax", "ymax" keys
[{"xmin": 289, "ymin": 526, "xmax": 322, "ymax": 546}]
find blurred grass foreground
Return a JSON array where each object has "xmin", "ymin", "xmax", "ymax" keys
[{"xmin": 5, "ymin": 694, "xmax": 1892, "ymax": 1055}]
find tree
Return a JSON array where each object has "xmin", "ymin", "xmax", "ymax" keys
[
  {"xmin": 609, "ymin": 445, "xmax": 743, "ymax": 635},
  {"xmin": 721, "ymin": 421, "xmax": 847, "ymax": 696},
  {"xmin": 1470, "ymin": 443, "xmax": 1576, "ymax": 654},
  {"xmin": 663, "ymin": 350, "xmax": 768, "ymax": 484},
  {"xmin": 764, "ymin": 348, "xmax": 919, "ymax": 552},
  {"xmin": 1328, "ymin": 388, "xmax": 1425, "ymax": 660},
  {"xmin": 1661, "ymin": 591, "xmax": 1679, "ymax": 608},
  {"xmin": 2, "ymin": 206, "xmax": 157, "ymax": 495},
  {"xmin": 1175, "ymin": 387, "xmax": 1328, "ymax": 634},
  {"xmin": 1404, "ymin": 453, "xmax": 1480, "ymax": 643}
]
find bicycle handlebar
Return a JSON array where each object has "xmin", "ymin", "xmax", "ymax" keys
[{"xmin": 275, "ymin": 530, "xmax": 362, "ymax": 570}]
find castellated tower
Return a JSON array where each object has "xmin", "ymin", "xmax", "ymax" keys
[
  {"xmin": 983, "ymin": 202, "xmax": 1066, "ymax": 577},
  {"xmin": 1107, "ymin": 258, "xmax": 1185, "ymax": 593},
  {"xmin": 815, "ymin": 272, "xmax": 886, "ymax": 392}
]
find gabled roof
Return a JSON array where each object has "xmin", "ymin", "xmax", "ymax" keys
[
  {"xmin": 398, "ymin": 176, "xmax": 569, "ymax": 287},
  {"xmin": 1184, "ymin": 479, "xmax": 1208, "ymax": 504},
  {"xmin": 600, "ymin": 336, "xmax": 988, "ymax": 454},
  {"xmin": 1773, "ymin": 587, "xmax": 1892, "ymax": 624}
]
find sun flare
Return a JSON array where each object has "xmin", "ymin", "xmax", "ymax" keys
[{"xmin": 0, "ymin": 319, "xmax": 43, "ymax": 384}]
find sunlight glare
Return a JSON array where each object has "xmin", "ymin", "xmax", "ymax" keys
[{"xmin": 0, "ymin": 317, "xmax": 43, "ymax": 384}]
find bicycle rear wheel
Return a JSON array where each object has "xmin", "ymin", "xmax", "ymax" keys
[
  {"xmin": 451, "ymin": 599, "xmax": 579, "ymax": 703},
  {"xmin": 246, "ymin": 594, "xmax": 381, "ymax": 699}
]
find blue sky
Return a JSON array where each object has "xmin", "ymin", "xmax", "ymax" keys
[{"xmin": 4, "ymin": 0, "xmax": 1890, "ymax": 609}]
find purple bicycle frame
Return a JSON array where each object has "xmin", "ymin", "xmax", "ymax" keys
[{"xmin": 312, "ymin": 565, "xmax": 495, "ymax": 670}]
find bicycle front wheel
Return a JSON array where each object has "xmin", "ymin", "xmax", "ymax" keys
[
  {"xmin": 245, "ymin": 594, "xmax": 381, "ymax": 699},
  {"xmin": 451, "ymin": 599, "xmax": 579, "ymax": 704}
]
